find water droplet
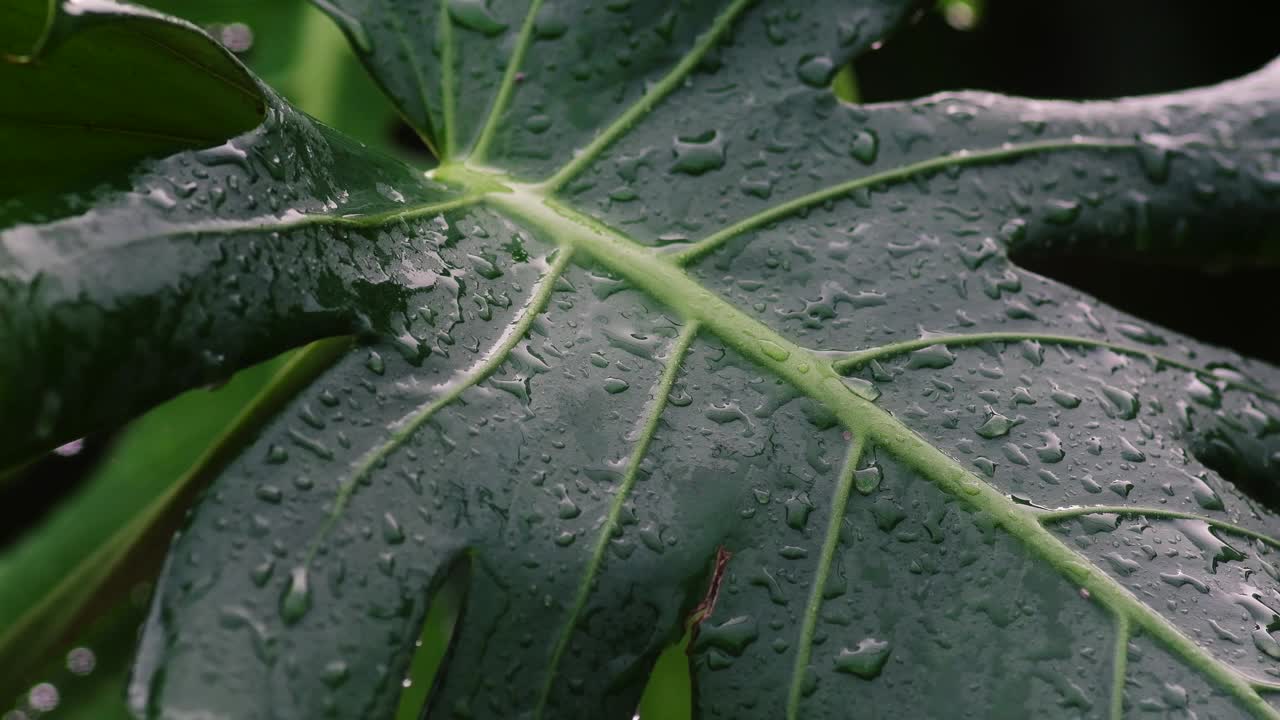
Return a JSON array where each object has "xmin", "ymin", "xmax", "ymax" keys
[
  {"xmin": 1119, "ymin": 438, "xmax": 1146, "ymax": 462},
  {"xmin": 854, "ymin": 465, "xmax": 882, "ymax": 495},
  {"xmin": 524, "ymin": 114, "xmax": 552, "ymax": 134},
  {"xmin": 557, "ymin": 486, "xmax": 581, "ymax": 519},
  {"xmin": 1115, "ymin": 322, "xmax": 1164, "ymax": 345},
  {"xmin": 907, "ymin": 344, "xmax": 956, "ymax": 369},
  {"xmin": 795, "ymin": 54, "xmax": 835, "ymax": 88},
  {"xmin": 1044, "ymin": 199, "xmax": 1081, "ymax": 225},
  {"xmin": 759, "ymin": 339, "xmax": 790, "ymax": 362},
  {"xmin": 834, "ymin": 638, "xmax": 891, "ymax": 679},
  {"xmin": 532, "ymin": 3, "xmax": 567, "ymax": 38},
  {"xmin": 468, "ymin": 253, "xmax": 503, "ymax": 279},
  {"xmin": 255, "ymin": 484, "xmax": 283, "ymax": 504},
  {"xmin": 841, "ymin": 375, "xmax": 881, "ymax": 401},
  {"xmin": 779, "ymin": 545, "xmax": 809, "ymax": 560},
  {"xmin": 1035, "ymin": 432, "xmax": 1064, "ymax": 463},
  {"xmin": 1136, "ymin": 133, "xmax": 1174, "ymax": 183},
  {"xmin": 850, "ymin": 130, "xmax": 878, "ymax": 164},
  {"xmin": 215, "ymin": 22, "xmax": 254, "ymax": 53},
  {"xmin": 696, "ymin": 616, "xmax": 758, "ymax": 656},
  {"xmin": 671, "ymin": 131, "xmax": 725, "ymax": 176},
  {"xmin": 266, "ymin": 445, "xmax": 289, "ymax": 464},
  {"xmin": 785, "ymin": 493, "xmax": 813, "ymax": 529},
  {"xmin": 1188, "ymin": 472, "xmax": 1223, "ymax": 510},
  {"xmin": 1159, "ymin": 570, "xmax": 1209, "ymax": 594},
  {"xmin": 448, "ymin": 0, "xmax": 508, "ymax": 36},
  {"xmin": 975, "ymin": 409, "xmax": 1021, "ymax": 438},
  {"xmin": 280, "ymin": 566, "xmax": 312, "ymax": 625},
  {"xmin": 251, "ymin": 559, "xmax": 275, "ymax": 588},
  {"xmin": 1100, "ymin": 384, "xmax": 1139, "ymax": 420},
  {"xmin": 1050, "ymin": 384, "xmax": 1081, "ymax": 408},
  {"xmin": 365, "ymin": 350, "xmax": 386, "ymax": 375},
  {"xmin": 1185, "ymin": 375, "xmax": 1221, "ymax": 408},
  {"xmin": 603, "ymin": 377, "xmax": 630, "ymax": 394},
  {"xmin": 321, "ymin": 660, "xmax": 350, "ymax": 688},
  {"xmin": 382, "ymin": 512, "xmax": 406, "ymax": 545}
]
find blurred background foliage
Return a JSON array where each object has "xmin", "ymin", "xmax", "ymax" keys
[{"xmin": 2, "ymin": 1, "xmax": 1278, "ymax": 718}]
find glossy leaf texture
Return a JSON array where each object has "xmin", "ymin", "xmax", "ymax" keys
[{"xmin": 3, "ymin": 1, "xmax": 1280, "ymax": 719}]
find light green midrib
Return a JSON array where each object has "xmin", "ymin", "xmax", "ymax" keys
[
  {"xmin": 481, "ymin": 183, "xmax": 1280, "ymax": 719},
  {"xmin": 532, "ymin": 321, "xmax": 700, "ymax": 719}
]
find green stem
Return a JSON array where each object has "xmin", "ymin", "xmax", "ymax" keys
[{"xmin": 1110, "ymin": 614, "xmax": 1129, "ymax": 720}]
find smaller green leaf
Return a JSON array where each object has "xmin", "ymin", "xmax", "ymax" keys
[
  {"xmin": 0, "ymin": 0, "xmax": 263, "ymax": 202},
  {"xmin": 637, "ymin": 634, "xmax": 692, "ymax": 720},
  {"xmin": 0, "ymin": 339, "xmax": 347, "ymax": 702}
]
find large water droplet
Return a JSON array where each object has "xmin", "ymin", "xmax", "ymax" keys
[
  {"xmin": 671, "ymin": 131, "xmax": 726, "ymax": 176},
  {"xmin": 795, "ymin": 54, "xmax": 835, "ymax": 88},
  {"xmin": 834, "ymin": 638, "xmax": 891, "ymax": 679},
  {"xmin": 280, "ymin": 566, "xmax": 312, "ymax": 625},
  {"xmin": 448, "ymin": 0, "xmax": 509, "ymax": 36}
]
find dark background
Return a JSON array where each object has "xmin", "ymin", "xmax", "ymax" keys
[
  {"xmin": 852, "ymin": 0, "xmax": 1280, "ymax": 369},
  {"xmin": 859, "ymin": 0, "xmax": 1280, "ymax": 101}
]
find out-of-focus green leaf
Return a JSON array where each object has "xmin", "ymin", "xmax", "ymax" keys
[
  {"xmin": 0, "ymin": 339, "xmax": 348, "ymax": 702},
  {"xmin": 0, "ymin": 0, "xmax": 263, "ymax": 202},
  {"xmin": 638, "ymin": 635, "xmax": 692, "ymax": 720},
  {"xmin": 1, "ymin": 3, "xmax": 385, "ymax": 709},
  {"xmin": 142, "ymin": 0, "xmax": 422, "ymax": 161},
  {"xmin": 3, "ymin": 593, "xmax": 144, "ymax": 719}
]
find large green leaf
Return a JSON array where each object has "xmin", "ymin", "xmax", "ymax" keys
[{"xmin": 3, "ymin": 1, "xmax": 1280, "ymax": 718}]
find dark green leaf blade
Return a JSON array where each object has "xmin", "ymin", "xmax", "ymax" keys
[
  {"xmin": 0, "ymin": 16, "xmax": 470, "ymax": 465},
  {"xmin": 131, "ymin": 2, "xmax": 1280, "ymax": 717}
]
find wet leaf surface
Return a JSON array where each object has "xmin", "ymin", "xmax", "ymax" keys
[{"xmin": 3, "ymin": 1, "xmax": 1280, "ymax": 718}]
